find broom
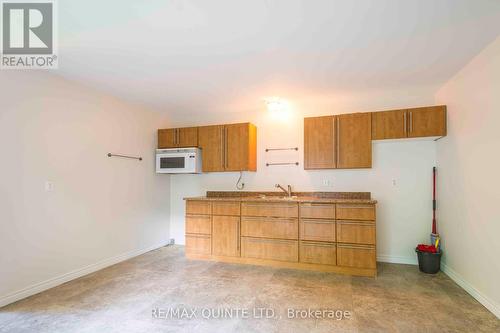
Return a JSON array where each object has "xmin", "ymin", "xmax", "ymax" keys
[{"xmin": 431, "ymin": 167, "xmax": 440, "ymax": 249}]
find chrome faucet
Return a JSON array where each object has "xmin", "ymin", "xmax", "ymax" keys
[{"xmin": 275, "ymin": 184, "xmax": 292, "ymax": 197}]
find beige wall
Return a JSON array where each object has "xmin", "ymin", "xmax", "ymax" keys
[
  {"xmin": 0, "ymin": 71, "xmax": 170, "ymax": 306},
  {"xmin": 435, "ymin": 36, "xmax": 500, "ymax": 318},
  {"xmin": 168, "ymin": 85, "xmax": 439, "ymax": 264}
]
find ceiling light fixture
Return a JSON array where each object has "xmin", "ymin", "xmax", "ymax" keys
[{"xmin": 265, "ymin": 97, "xmax": 289, "ymax": 114}]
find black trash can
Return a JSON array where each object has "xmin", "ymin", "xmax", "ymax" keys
[{"xmin": 415, "ymin": 248, "xmax": 442, "ymax": 274}]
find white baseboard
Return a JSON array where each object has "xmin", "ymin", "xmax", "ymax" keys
[
  {"xmin": 441, "ymin": 262, "xmax": 500, "ymax": 319},
  {"xmin": 0, "ymin": 241, "xmax": 169, "ymax": 308},
  {"xmin": 377, "ymin": 254, "xmax": 418, "ymax": 265}
]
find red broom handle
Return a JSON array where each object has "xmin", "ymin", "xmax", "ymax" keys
[{"xmin": 432, "ymin": 167, "xmax": 437, "ymax": 234}]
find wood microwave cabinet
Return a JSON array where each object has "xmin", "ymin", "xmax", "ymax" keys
[
  {"xmin": 158, "ymin": 123, "xmax": 257, "ymax": 173},
  {"xmin": 304, "ymin": 112, "xmax": 372, "ymax": 169},
  {"xmin": 198, "ymin": 123, "xmax": 257, "ymax": 172},
  {"xmin": 371, "ymin": 105, "xmax": 447, "ymax": 140},
  {"xmin": 184, "ymin": 198, "xmax": 377, "ymax": 277},
  {"xmin": 158, "ymin": 127, "xmax": 198, "ymax": 148}
]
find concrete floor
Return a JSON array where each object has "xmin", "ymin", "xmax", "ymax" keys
[{"xmin": 0, "ymin": 245, "xmax": 498, "ymax": 333}]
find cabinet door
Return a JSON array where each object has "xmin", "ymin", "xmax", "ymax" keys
[
  {"xmin": 299, "ymin": 241, "xmax": 336, "ymax": 265},
  {"xmin": 178, "ymin": 127, "xmax": 198, "ymax": 147},
  {"xmin": 299, "ymin": 203, "xmax": 335, "ymax": 219},
  {"xmin": 225, "ymin": 123, "xmax": 249, "ymax": 171},
  {"xmin": 185, "ymin": 234, "xmax": 211, "ymax": 255},
  {"xmin": 304, "ymin": 116, "xmax": 336, "ymax": 169},
  {"xmin": 300, "ymin": 219, "xmax": 336, "ymax": 242},
  {"xmin": 407, "ymin": 106, "xmax": 447, "ymax": 138},
  {"xmin": 336, "ymin": 221, "xmax": 376, "ymax": 245},
  {"xmin": 212, "ymin": 215, "xmax": 240, "ymax": 257},
  {"xmin": 336, "ymin": 113, "xmax": 372, "ymax": 168},
  {"xmin": 185, "ymin": 215, "xmax": 211, "ymax": 235},
  {"xmin": 158, "ymin": 129, "xmax": 176, "ymax": 148},
  {"xmin": 241, "ymin": 237, "xmax": 298, "ymax": 262},
  {"xmin": 241, "ymin": 217, "xmax": 298, "ymax": 240},
  {"xmin": 371, "ymin": 110, "xmax": 407, "ymax": 140},
  {"xmin": 198, "ymin": 125, "xmax": 224, "ymax": 172},
  {"xmin": 337, "ymin": 244, "xmax": 376, "ymax": 269}
]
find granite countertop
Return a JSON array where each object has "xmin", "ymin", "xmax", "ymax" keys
[{"xmin": 184, "ymin": 191, "xmax": 377, "ymax": 204}]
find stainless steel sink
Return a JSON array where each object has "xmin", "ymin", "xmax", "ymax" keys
[
  {"xmin": 280, "ymin": 196, "xmax": 298, "ymax": 200},
  {"xmin": 251, "ymin": 194, "xmax": 298, "ymax": 201}
]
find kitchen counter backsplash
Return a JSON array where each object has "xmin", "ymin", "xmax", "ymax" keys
[{"xmin": 205, "ymin": 191, "xmax": 371, "ymax": 199}]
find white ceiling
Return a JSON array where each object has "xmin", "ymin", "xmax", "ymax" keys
[{"xmin": 57, "ymin": 0, "xmax": 500, "ymax": 115}]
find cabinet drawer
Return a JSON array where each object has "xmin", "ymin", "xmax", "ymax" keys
[
  {"xmin": 185, "ymin": 215, "xmax": 211, "ymax": 235},
  {"xmin": 337, "ymin": 221, "xmax": 375, "ymax": 245},
  {"xmin": 300, "ymin": 219, "xmax": 336, "ymax": 242},
  {"xmin": 337, "ymin": 244, "xmax": 376, "ymax": 269},
  {"xmin": 300, "ymin": 203, "xmax": 335, "ymax": 219},
  {"xmin": 241, "ymin": 202, "xmax": 298, "ymax": 218},
  {"xmin": 241, "ymin": 237, "xmax": 298, "ymax": 262},
  {"xmin": 185, "ymin": 234, "xmax": 211, "ymax": 255},
  {"xmin": 336, "ymin": 204, "xmax": 375, "ymax": 221},
  {"xmin": 186, "ymin": 201, "xmax": 211, "ymax": 215},
  {"xmin": 212, "ymin": 201, "xmax": 240, "ymax": 216},
  {"xmin": 241, "ymin": 217, "xmax": 298, "ymax": 240},
  {"xmin": 299, "ymin": 241, "xmax": 336, "ymax": 266}
]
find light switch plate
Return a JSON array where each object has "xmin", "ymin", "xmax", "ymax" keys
[{"xmin": 45, "ymin": 181, "xmax": 54, "ymax": 192}]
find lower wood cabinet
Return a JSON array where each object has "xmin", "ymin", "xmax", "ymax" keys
[
  {"xmin": 212, "ymin": 215, "xmax": 240, "ymax": 257},
  {"xmin": 185, "ymin": 234, "xmax": 211, "ymax": 255},
  {"xmin": 299, "ymin": 219, "xmax": 336, "ymax": 242},
  {"xmin": 336, "ymin": 221, "xmax": 376, "ymax": 245},
  {"xmin": 186, "ymin": 200, "xmax": 212, "ymax": 215},
  {"xmin": 241, "ymin": 216, "xmax": 298, "ymax": 239},
  {"xmin": 241, "ymin": 237, "xmax": 298, "ymax": 262},
  {"xmin": 185, "ymin": 200, "xmax": 212, "ymax": 256},
  {"xmin": 299, "ymin": 241, "xmax": 336, "ymax": 266},
  {"xmin": 337, "ymin": 244, "xmax": 376, "ymax": 269},
  {"xmin": 185, "ymin": 199, "xmax": 377, "ymax": 277},
  {"xmin": 300, "ymin": 203, "xmax": 335, "ymax": 219},
  {"xmin": 185, "ymin": 215, "xmax": 211, "ymax": 235},
  {"xmin": 336, "ymin": 204, "xmax": 376, "ymax": 221},
  {"xmin": 241, "ymin": 202, "xmax": 298, "ymax": 218},
  {"xmin": 212, "ymin": 201, "xmax": 240, "ymax": 216}
]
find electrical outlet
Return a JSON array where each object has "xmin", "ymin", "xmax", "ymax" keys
[
  {"xmin": 323, "ymin": 179, "xmax": 333, "ymax": 187},
  {"xmin": 45, "ymin": 181, "xmax": 54, "ymax": 192},
  {"xmin": 392, "ymin": 179, "xmax": 397, "ymax": 186}
]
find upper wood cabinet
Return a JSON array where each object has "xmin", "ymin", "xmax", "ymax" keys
[
  {"xmin": 158, "ymin": 127, "xmax": 198, "ymax": 148},
  {"xmin": 408, "ymin": 106, "xmax": 447, "ymax": 138},
  {"xmin": 371, "ymin": 109, "xmax": 407, "ymax": 140},
  {"xmin": 304, "ymin": 116, "xmax": 336, "ymax": 169},
  {"xmin": 225, "ymin": 123, "xmax": 257, "ymax": 172},
  {"xmin": 158, "ymin": 128, "xmax": 176, "ymax": 148},
  {"xmin": 304, "ymin": 113, "xmax": 371, "ymax": 169},
  {"xmin": 198, "ymin": 125, "xmax": 224, "ymax": 172},
  {"xmin": 198, "ymin": 123, "xmax": 257, "ymax": 172},
  {"xmin": 337, "ymin": 113, "xmax": 372, "ymax": 169},
  {"xmin": 372, "ymin": 105, "xmax": 446, "ymax": 140}
]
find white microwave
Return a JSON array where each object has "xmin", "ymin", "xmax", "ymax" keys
[{"xmin": 156, "ymin": 148, "xmax": 202, "ymax": 174}]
